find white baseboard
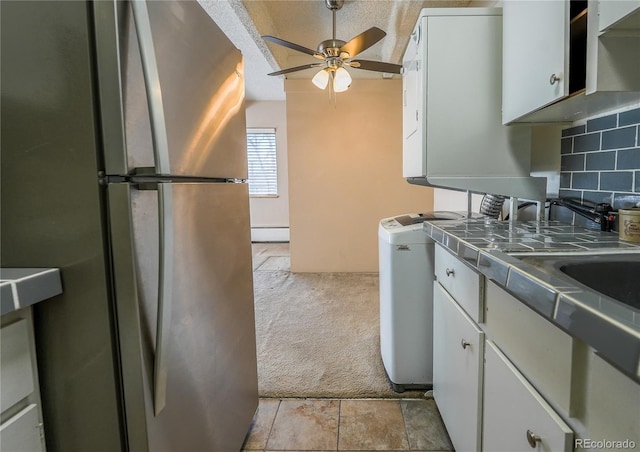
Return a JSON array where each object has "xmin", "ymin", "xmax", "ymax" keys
[{"xmin": 251, "ymin": 227, "xmax": 290, "ymax": 242}]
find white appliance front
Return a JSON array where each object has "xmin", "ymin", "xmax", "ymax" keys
[{"xmin": 379, "ymin": 214, "xmax": 434, "ymax": 391}]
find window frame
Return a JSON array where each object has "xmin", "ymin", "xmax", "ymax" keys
[{"xmin": 246, "ymin": 127, "xmax": 278, "ymax": 198}]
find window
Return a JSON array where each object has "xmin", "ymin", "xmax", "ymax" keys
[{"xmin": 246, "ymin": 128, "xmax": 278, "ymax": 196}]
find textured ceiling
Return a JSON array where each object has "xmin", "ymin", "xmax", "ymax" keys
[{"xmin": 200, "ymin": 0, "xmax": 490, "ymax": 101}]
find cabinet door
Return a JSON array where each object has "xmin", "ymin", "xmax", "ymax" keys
[
  {"xmin": 0, "ymin": 404, "xmax": 45, "ymax": 452},
  {"xmin": 433, "ymin": 282, "xmax": 484, "ymax": 452},
  {"xmin": 503, "ymin": 0, "xmax": 570, "ymax": 123},
  {"xmin": 483, "ymin": 341, "xmax": 573, "ymax": 452},
  {"xmin": 1, "ymin": 318, "xmax": 35, "ymax": 411}
]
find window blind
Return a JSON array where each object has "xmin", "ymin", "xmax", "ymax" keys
[{"xmin": 246, "ymin": 128, "xmax": 278, "ymax": 196}]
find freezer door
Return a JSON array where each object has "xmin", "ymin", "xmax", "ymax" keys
[
  {"xmin": 107, "ymin": 182, "xmax": 258, "ymax": 452},
  {"xmin": 94, "ymin": 1, "xmax": 248, "ymax": 178}
]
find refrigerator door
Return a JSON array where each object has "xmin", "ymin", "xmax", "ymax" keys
[
  {"xmin": 96, "ymin": 1, "xmax": 248, "ymax": 179},
  {"xmin": 107, "ymin": 181, "xmax": 258, "ymax": 451}
]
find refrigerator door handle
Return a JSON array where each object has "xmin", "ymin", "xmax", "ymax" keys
[
  {"xmin": 130, "ymin": 0, "xmax": 171, "ymax": 175},
  {"xmin": 153, "ymin": 183, "xmax": 174, "ymax": 415}
]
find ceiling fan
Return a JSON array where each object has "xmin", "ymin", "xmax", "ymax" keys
[{"xmin": 262, "ymin": 0, "xmax": 402, "ymax": 93}]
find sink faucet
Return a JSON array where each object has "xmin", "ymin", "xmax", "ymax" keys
[{"xmin": 550, "ymin": 198, "xmax": 615, "ymax": 232}]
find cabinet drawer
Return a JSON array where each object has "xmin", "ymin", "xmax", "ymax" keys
[
  {"xmin": 485, "ymin": 281, "xmax": 574, "ymax": 413},
  {"xmin": 434, "ymin": 244, "xmax": 483, "ymax": 322},
  {"xmin": 1, "ymin": 319, "xmax": 35, "ymax": 412},
  {"xmin": 483, "ymin": 340, "xmax": 573, "ymax": 452}
]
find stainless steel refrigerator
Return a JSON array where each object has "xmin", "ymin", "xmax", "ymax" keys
[{"xmin": 1, "ymin": 1, "xmax": 258, "ymax": 451}]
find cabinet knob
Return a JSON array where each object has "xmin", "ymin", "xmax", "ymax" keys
[
  {"xmin": 526, "ymin": 429, "xmax": 541, "ymax": 448},
  {"xmin": 549, "ymin": 73, "xmax": 560, "ymax": 85},
  {"xmin": 461, "ymin": 339, "xmax": 470, "ymax": 349},
  {"xmin": 445, "ymin": 268, "xmax": 455, "ymax": 277}
]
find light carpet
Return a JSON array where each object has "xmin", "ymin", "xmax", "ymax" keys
[{"xmin": 252, "ymin": 244, "xmax": 424, "ymax": 399}]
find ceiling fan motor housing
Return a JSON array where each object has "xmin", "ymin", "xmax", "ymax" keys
[{"xmin": 318, "ymin": 39, "xmax": 347, "ymax": 57}]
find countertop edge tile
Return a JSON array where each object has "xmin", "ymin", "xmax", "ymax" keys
[
  {"xmin": 0, "ymin": 268, "xmax": 62, "ymax": 316},
  {"xmin": 556, "ymin": 293, "xmax": 640, "ymax": 379},
  {"xmin": 0, "ymin": 282, "xmax": 15, "ymax": 316},
  {"xmin": 477, "ymin": 252, "xmax": 509, "ymax": 286},
  {"xmin": 505, "ymin": 268, "xmax": 558, "ymax": 317}
]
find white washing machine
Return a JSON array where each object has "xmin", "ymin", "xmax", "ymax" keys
[{"xmin": 378, "ymin": 211, "xmax": 465, "ymax": 392}]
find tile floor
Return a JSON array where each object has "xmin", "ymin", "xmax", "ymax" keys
[{"xmin": 242, "ymin": 398, "xmax": 453, "ymax": 451}]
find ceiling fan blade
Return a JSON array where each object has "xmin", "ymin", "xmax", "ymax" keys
[
  {"xmin": 262, "ymin": 35, "xmax": 323, "ymax": 59},
  {"xmin": 340, "ymin": 27, "xmax": 386, "ymax": 58},
  {"xmin": 267, "ymin": 63, "xmax": 324, "ymax": 76},
  {"xmin": 349, "ymin": 59, "xmax": 402, "ymax": 74}
]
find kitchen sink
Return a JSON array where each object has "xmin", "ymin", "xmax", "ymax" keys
[
  {"xmin": 558, "ymin": 260, "xmax": 640, "ymax": 309},
  {"xmin": 516, "ymin": 253, "xmax": 640, "ymax": 310}
]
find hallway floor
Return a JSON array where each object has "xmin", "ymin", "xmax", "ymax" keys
[
  {"xmin": 247, "ymin": 244, "xmax": 452, "ymax": 451},
  {"xmin": 242, "ymin": 397, "xmax": 453, "ymax": 451}
]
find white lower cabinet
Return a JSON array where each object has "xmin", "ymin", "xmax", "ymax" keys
[
  {"xmin": 0, "ymin": 404, "xmax": 44, "ymax": 452},
  {"xmin": 484, "ymin": 280, "xmax": 574, "ymax": 413},
  {"xmin": 483, "ymin": 340, "xmax": 574, "ymax": 452},
  {"xmin": 433, "ymin": 244, "xmax": 578, "ymax": 451},
  {"xmin": 433, "ymin": 281, "xmax": 484, "ymax": 452},
  {"xmin": 0, "ymin": 311, "xmax": 46, "ymax": 452}
]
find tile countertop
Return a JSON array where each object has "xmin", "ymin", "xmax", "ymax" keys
[
  {"xmin": 423, "ymin": 218, "xmax": 640, "ymax": 383},
  {"xmin": 1, "ymin": 268, "xmax": 62, "ymax": 316}
]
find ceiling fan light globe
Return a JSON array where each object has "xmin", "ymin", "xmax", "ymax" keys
[
  {"xmin": 312, "ymin": 69, "xmax": 330, "ymax": 89},
  {"xmin": 333, "ymin": 67, "xmax": 352, "ymax": 92}
]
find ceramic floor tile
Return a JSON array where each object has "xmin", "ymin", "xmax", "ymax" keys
[
  {"xmin": 266, "ymin": 399, "xmax": 339, "ymax": 451},
  {"xmin": 243, "ymin": 398, "xmax": 281, "ymax": 450},
  {"xmin": 338, "ymin": 400, "xmax": 409, "ymax": 451},
  {"xmin": 400, "ymin": 399, "xmax": 453, "ymax": 451}
]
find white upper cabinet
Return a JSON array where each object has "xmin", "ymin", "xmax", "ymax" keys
[
  {"xmin": 588, "ymin": 0, "xmax": 640, "ymax": 94},
  {"xmin": 599, "ymin": 0, "xmax": 640, "ymax": 32},
  {"xmin": 502, "ymin": 1, "xmax": 571, "ymax": 124},
  {"xmin": 503, "ymin": 0, "xmax": 640, "ymax": 123}
]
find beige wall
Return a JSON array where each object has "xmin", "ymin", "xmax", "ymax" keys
[
  {"xmin": 245, "ymin": 101, "xmax": 290, "ymax": 229},
  {"xmin": 285, "ymin": 79, "xmax": 433, "ymax": 272},
  {"xmin": 434, "ymin": 189, "xmax": 484, "ymax": 212}
]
